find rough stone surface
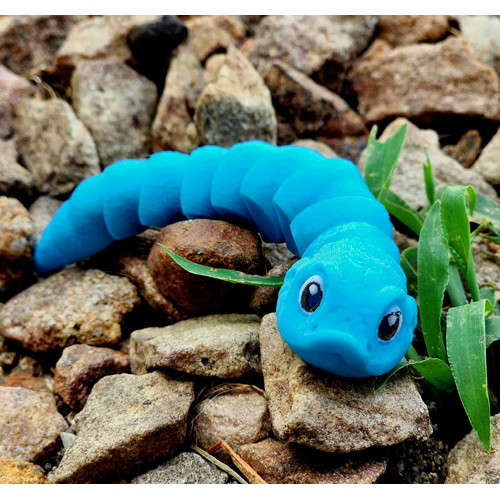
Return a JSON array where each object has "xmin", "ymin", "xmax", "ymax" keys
[
  {"xmin": 348, "ymin": 36, "xmax": 500, "ymax": 125},
  {"xmin": 192, "ymin": 387, "xmax": 271, "ymax": 453},
  {"xmin": 194, "ymin": 46, "xmax": 277, "ymax": 147},
  {"xmin": 442, "ymin": 129, "xmax": 482, "ymax": 169},
  {"xmin": 0, "ymin": 197, "xmax": 34, "ymax": 295},
  {"xmin": 446, "ymin": 413, "xmax": 500, "ymax": 484},
  {"xmin": 239, "ymin": 438, "xmax": 389, "ymax": 484},
  {"xmin": 3, "ymin": 367, "xmax": 53, "ymax": 393},
  {"xmin": 0, "ymin": 65, "xmax": 35, "ymax": 139},
  {"xmin": 473, "ymin": 244, "xmax": 500, "ymax": 302},
  {"xmin": 0, "ymin": 140, "xmax": 34, "ymax": 202},
  {"xmin": 130, "ymin": 314, "xmax": 261, "ymax": 378},
  {"xmin": 148, "ymin": 219, "xmax": 264, "ymax": 315},
  {"xmin": 52, "ymin": 372, "xmax": 195, "ymax": 483},
  {"xmin": 263, "ymin": 60, "xmax": 366, "ymax": 143},
  {"xmin": 291, "ymin": 139, "xmax": 338, "ymax": 158},
  {"xmin": 0, "ymin": 268, "xmax": 140, "ymax": 352},
  {"xmin": 0, "ymin": 15, "xmax": 85, "ymax": 76},
  {"xmin": 249, "ymin": 15, "xmax": 358, "ymax": 93},
  {"xmin": 28, "ymin": 196, "xmax": 63, "ymax": 244},
  {"xmin": 13, "ymin": 97, "xmax": 100, "ymax": 197},
  {"xmin": 152, "ymin": 45, "xmax": 204, "ymax": 153},
  {"xmin": 326, "ymin": 15, "xmax": 378, "ymax": 55},
  {"xmin": 261, "ymin": 242, "xmax": 296, "ymax": 268},
  {"xmin": 472, "ymin": 126, "xmax": 500, "ymax": 184},
  {"xmin": 130, "ymin": 452, "xmax": 229, "ymax": 484},
  {"xmin": 377, "ymin": 15, "xmax": 449, "ymax": 46},
  {"xmin": 259, "ymin": 313, "xmax": 433, "ymax": 453},
  {"xmin": 53, "ymin": 344, "xmax": 130, "ymax": 411},
  {"xmin": 0, "ymin": 387, "xmax": 68, "ymax": 463},
  {"xmin": 71, "ymin": 60, "xmax": 157, "ymax": 166},
  {"xmin": 359, "ymin": 118, "xmax": 496, "ymax": 210},
  {"xmin": 0, "ymin": 457, "xmax": 49, "ymax": 484}
]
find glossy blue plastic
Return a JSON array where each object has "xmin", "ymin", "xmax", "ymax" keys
[{"xmin": 34, "ymin": 141, "xmax": 417, "ymax": 378}]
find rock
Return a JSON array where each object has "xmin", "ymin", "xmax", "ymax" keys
[
  {"xmin": 0, "ymin": 197, "xmax": 34, "ymax": 295},
  {"xmin": 3, "ymin": 368, "xmax": 53, "ymax": 393},
  {"xmin": 52, "ymin": 372, "xmax": 194, "ymax": 483},
  {"xmin": 0, "ymin": 268, "xmax": 140, "ymax": 352},
  {"xmin": 71, "ymin": 60, "xmax": 157, "ymax": 167},
  {"xmin": 348, "ymin": 37, "xmax": 500, "ymax": 125},
  {"xmin": 459, "ymin": 15, "xmax": 500, "ymax": 76},
  {"xmin": 53, "ymin": 344, "xmax": 130, "ymax": 411},
  {"xmin": 130, "ymin": 314, "xmax": 261, "ymax": 379},
  {"xmin": 0, "ymin": 65, "xmax": 35, "ymax": 139},
  {"xmin": 0, "ymin": 387, "xmax": 68, "ymax": 462},
  {"xmin": 55, "ymin": 15, "xmax": 161, "ymax": 82},
  {"xmin": 473, "ymin": 244, "xmax": 500, "ymax": 302},
  {"xmin": 442, "ymin": 130, "xmax": 482, "ymax": 168},
  {"xmin": 28, "ymin": 196, "xmax": 63, "ymax": 244},
  {"xmin": 472, "ymin": 126, "xmax": 500, "ymax": 184},
  {"xmin": 377, "ymin": 15, "xmax": 449, "ymax": 46},
  {"xmin": 445, "ymin": 413, "xmax": 500, "ymax": 483},
  {"xmin": 194, "ymin": 46, "xmax": 277, "ymax": 147},
  {"xmin": 147, "ymin": 219, "xmax": 264, "ymax": 315},
  {"xmin": 320, "ymin": 135, "xmax": 369, "ymax": 165},
  {"xmin": 127, "ymin": 15, "xmax": 188, "ymax": 87},
  {"xmin": 184, "ymin": 15, "xmax": 246, "ymax": 63},
  {"xmin": 238, "ymin": 438, "xmax": 389, "ymax": 484},
  {"xmin": 0, "ymin": 140, "xmax": 34, "ymax": 202},
  {"xmin": 263, "ymin": 61, "xmax": 366, "ymax": 143},
  {"xmin": 249, "ymin": 15, "xmax": 358, "ymax": 93},
  {"xmin": 358, "ymin": 118, "xmax": 497, "ymax": 210},
  {"xmin": 152, "ymin": 45, "xmax": 204, "ymax": 153},
  {"xmin": 291, "ymin": 139, "xmax": 338, "ymax": 158},
  {"xmin": 261, "ymin": 242, "xmax": 297, "ymax": 268},
  {"xmin": 325, "ymin": 15, "xmax": 378, "ymax": 55},
  {"xmin": 13, "ymin": 97, "xmax": 100, "ymax": 197},
  {"xmin": 0, "ymin": 457, "xmax": 49, "ymax": 484},
  {"xmin": 0, "ymin": 15, "xmax": 84, "ymax": 76},
  {"xmin": 130, "ymin": 452, "xmax": 229, "ymax": 484},
  {"xmin": 192, "ymin": 386, "xmax": 271, "ymax": 454},
  {"xmin": 259, "ymin": 313, "xmax": 433, "ymax": 453}
]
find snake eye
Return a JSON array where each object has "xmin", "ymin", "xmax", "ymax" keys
[
  {"xmin": 299, "ymin": 275, "xmax": 323, "ymax": 313},
  {"xmin": 378, "ymin": 306, "xmax": 402, "ymax": 341}
]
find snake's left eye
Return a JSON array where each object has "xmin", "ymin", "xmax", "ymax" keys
[
  {"xmin": 378, "ymin": 306, "xmax": 402, "ymax": 341},
  {"xmin": 299, "ymin": 275, "xmax": 323, "ymax": 313}
]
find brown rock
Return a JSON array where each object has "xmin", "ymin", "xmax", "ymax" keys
[
  {"xmin": 0, "ymin": 457, "xmax": 49, "ymax": 484},
  {"xmin": 129, "ymin": 314, "xmax": 261, "ymax": 379},
  {"xmin": 52, "ymin": 372, "xmax": 194, "ymax": 483},
  {"xmin": 0, "ymin": 387, "xmax": 68, "ymax": 463},
  {"xmin": 13, "ymin": 97, "xmax": 100, "ymax": 197},
  {"xmin": 264, "ymin": 61, "xmax": 366, "ymax": 142},
  {"xmin": 28, "ymin": 196, "xmax": 63, "ymax": 244},
  {"xmin": 71, "ymin": 60, "xmax": 157, "ymax": 166},
  {"xmin": 3, "ymin": 369, "xmax": 53, "ymax": 393},
  {"xmin": 259, "ymin": 313, "xmax": 433, "ymax": 453},
  {"xmin": 148, "ymin": 219, "xmax": 264, "ymax": 315},
  {"xmin": 0, "ymin": 65, "xmax": 35, "ymax": 139},
  {"xmin": 377, "ymin": 15, "xmax": 449, "ymax": 46},
  {"xmin": 0, "ymin": 140, "xmax": 34, "ymax": 201},
  {"xmin": 320, "ymin": 135, "xmax": 369, "ymax": 165},
  {"xmin": 443, "ymin": 130, "xmax": 482, "ymax": 168},
  {"xmin": 53, "ymin": 344, "xmax": 129, "ymax": 411},
  {"xmin": 239, "ymin": 438, "xmax": 389, "ymax": 484},
  {"xmin": 349, "ymin": 37, "xmax": 500, "ymax": 125},
  {"xmin": 290, "ymin": 139, "xmax": 338, "ymax": 158},
  {"xmin": 0, "ymin": 268, "xmax": 140, "ymax": 352},
  {"xmin": 0, "ymin": 15, "xmax": 85, "ymax": 76}
]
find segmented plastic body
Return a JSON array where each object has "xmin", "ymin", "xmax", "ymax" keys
[{"xmin": 35, "ymin": 141, "xmax": 417, "ymax": 378}]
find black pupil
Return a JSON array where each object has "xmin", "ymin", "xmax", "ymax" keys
[
  {"xmin": 301, "ymin": 282, "xmax": 323, "ymax": 312},
  {"xmin": 378, "ymin": 310, "xmax": 402, "ymax": 341}
]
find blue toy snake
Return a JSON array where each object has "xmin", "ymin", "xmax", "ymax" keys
[{"xmin": 34, "ymin": 141, "xmax": 417, "ymax": 378}]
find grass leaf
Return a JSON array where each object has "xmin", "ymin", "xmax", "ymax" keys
[
  {"xmin": 423, "ymin": 151, "xmax": 436, "ymax": 207},
  {"xmin": 401, "ymin": 247, "xmax": 418, "ymax": 298},
  {"xmin": 446, "ymin": 261, "xmax": 468, "ymax": 307},
  {"xmin": 485, "ymin": 316, "xmax": 500, "ymax": 348},
  {"xmin": 447, "ymin": 300, "xmax": 491, "ymax": 450},
  {"xmin": 380, "ymin": 188, "xmax": 423, "ymax": 236},
  {"xmin": 472, "ymin": 193, "xmax": 500, "ymax": 236},
  {"xmin": 158, "ymin": 244, "xmax": 284, "ymax": 287}
]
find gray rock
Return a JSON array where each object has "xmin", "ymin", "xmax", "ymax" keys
[
  {"xmin": 359, "ymin": 118, "xmax": 497, "ymax": 210},
  {"xmin": 259, "ymin": 313, "xmax": 433, "ymax": 453},
  {"xmin": 71, "ymin": 60, "xmax": 157, "ymax": 166},
  {"xmin": 0, "ymin": 387, "xmax": 68, "ymax": 463},
  {"xmin": 131, "ymin": 452, "xmax": 229, "ymax": 484},
  {"xmin": 0, "ymin": 140, "xmax": 34, "ymax": 201},
  {"xmin": 13, "ymin": 97, "xmax": 100, "ymax": 197},
  {"xmin": 0, "ymin": 268, "xmax": 140, "ymax": 351},
  {"xmin": 130, "ymin": 314, "xmax": 261, "ymax": 379},
  {"xmin": 52, "ymin": 372, "xmax": 195, "ymax": 483},
  {"xmin": 446, "ymin": 413, "xmax": 500, "ymax": 483},
  {"xmin": 194, "ymin": 46, "xmax": 277, "ymax": 147},
  {"xmin": 472, "ymin": 126, "xmax": 500, "ymax": 184},
  {"xmin": 28, "ymin": 196, "xmax": 63, "ymax": 244},
  {"xmin": 326, "ymin": 15, "xmax": 378, "ymax": 54},
  {"xmin": 261, "ymin": 242, "xmax": 296, "ymax": 268}
]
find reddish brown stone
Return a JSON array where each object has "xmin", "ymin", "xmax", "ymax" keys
[
  {"xmin": 3, "ymin": 369, "xmax": 52, "ymax": 393},
  {"xmin": 442, "ymin": 130, "xmax": 482, "ymax": 168}
]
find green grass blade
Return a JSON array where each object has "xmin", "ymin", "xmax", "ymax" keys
[
  {"xmin": 446, "ymin": 261, "xmax": 467, "ymax": 307},
  {"xmin": 363, "ymin": 123, "xmax": 407, "ymax": 198},
  {"xmin": 423, "ymin": 151, "xmax": 436, "ymax": 207},
  {"xmin": 417, "ymin": 201, "xmax": 448, "ymax": 361},
  {"xmin": 485, "ymin": 316, "xmax": 500, "ymax": 348},
  {"xmin": 472, "ymin": 193, "xmax": 500, "ymax": 236},
  {"xmin": 441, "ymin": 185, "xmax": 480, "ymax": 301},
  {"xmin": 447, "ymin": 300, "xmax": 491, "ymax": 450},
  {"xmin": 379, "ymin": 188, "xmax": 423, "ymax": 236},
  {"xmin": 401, "ymin": 247, "xmax": 418, "ymax": 298},
  {"xmin": 158, "ymin": 245, "xmax": 284, "ymax": 287}
]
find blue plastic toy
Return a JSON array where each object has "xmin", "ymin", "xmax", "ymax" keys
[{"xmin": 34, "ymin": 141, "xmax": 417, "ymax": 378}]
